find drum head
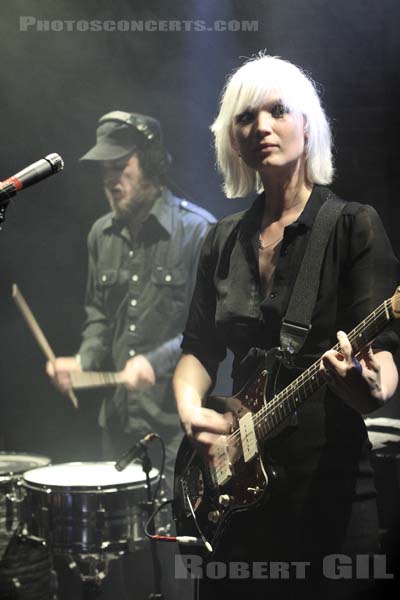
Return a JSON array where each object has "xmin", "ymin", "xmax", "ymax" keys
[
  {"xmin": 0, "ymin": 452, "xmax": 50, "ymax": 477},
  {"xmin": 23, "ymin": 461, "xmax": 159, "ymax": 489}
]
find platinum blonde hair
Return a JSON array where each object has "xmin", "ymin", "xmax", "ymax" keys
[{"xmin": 211, "ymin": 54, "xmax": 334, "ymax": 198}]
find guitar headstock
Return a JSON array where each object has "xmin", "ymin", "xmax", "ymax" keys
[{"xmin": 390, "ymin": 286, "xmax": 400, "ymax": 318}]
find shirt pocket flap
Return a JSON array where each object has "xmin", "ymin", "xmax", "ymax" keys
[
  {"xmin": 97, "ymin": 269, "xmax": 118, "ymax": 287},
  {"xmin": 151, "ymin": 265, "xmax": 186, "ymax": 286}
]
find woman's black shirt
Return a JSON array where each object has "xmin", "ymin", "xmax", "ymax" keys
[{"xmin": 181, "ymin": 185, "xmax": 399, "ymax": 558}]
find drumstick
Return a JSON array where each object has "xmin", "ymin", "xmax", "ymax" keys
[
  {"xmin": 70, "ymin": 370, "xmax": 124, "ymax": 390},
  {"xmin": 12, "ymin": 284, "xmax": 79, "ymax": 409}
]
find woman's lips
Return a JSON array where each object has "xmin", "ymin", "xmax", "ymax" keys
[{"xmin": 258, "ymin": 144, "xmax": 278, "ymax": 153}]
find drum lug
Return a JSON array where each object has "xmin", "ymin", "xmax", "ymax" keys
[
  {"xmin": 39, "ymin": 506, "xmax": 51, "ymax": 539},
  {"xmin": 96, "ymin": 507, "xmax": 106, "ymax": 530},
  {"xmin": 5, "ymin": 483, "xmax": 25, "ymax": 503}
]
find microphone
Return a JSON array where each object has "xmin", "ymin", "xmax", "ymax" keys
[
  {"xmin": 114, "ymin": 432, "xmax": 157, "ymax": 472},
  {"xmin": 0, "ymin": 153, "xmax": 64, "ymax": 206}
]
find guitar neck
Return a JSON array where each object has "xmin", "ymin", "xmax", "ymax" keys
[
  {"xmin": 70, "ymin": 371, "xmax": 124, "ymax": 390},
  {"xmin": 255, "ymin": 296, "xmax": 397, "ymax": 442}
]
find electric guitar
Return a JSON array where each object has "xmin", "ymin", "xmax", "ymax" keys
[{"xmin": 173, "ymin": 287, "xmax": 400, "ymax": 557}]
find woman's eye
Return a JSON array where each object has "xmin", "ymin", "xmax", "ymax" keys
[
  {"xmin": 271, "ymin": 103, "xmax": 288, "ymax": 118},
  {"xmin": 236, "ymin": 110, "xmax": 254, "ymax": 124}
]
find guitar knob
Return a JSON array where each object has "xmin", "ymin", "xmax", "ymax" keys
[
  {"xmin": 207, "ymin": 510, "xmax": 220, "ymax": 523},
  {"xmin": 218, "ymin": 494, "xmax": 231, "ymax": 507},
  {"xmin": 247, "ymin": 486, "xmax": 261, "ymax": 496}
]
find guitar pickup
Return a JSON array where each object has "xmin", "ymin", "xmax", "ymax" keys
[{"xmin": 239, "ymin": 412, "xmax": 258, "ymax": 462}]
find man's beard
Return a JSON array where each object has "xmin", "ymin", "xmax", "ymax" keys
[{"xmin": 109, "ymin": 186, "xmax": 157, "ymax": 224}]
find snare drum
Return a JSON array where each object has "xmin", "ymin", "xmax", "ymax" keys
[
  {"xmin": 0, "ymin": 452, "xmax": 50, "ymax": 558},
  {"xmin": 22, "ymin": 461, "xmax": 161, "ymax": 556}
]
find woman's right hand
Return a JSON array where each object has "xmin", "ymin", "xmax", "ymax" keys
[
  {"xmin": 180, "ymin": 403, "xmax": 233, "ymax": 459},
  {"xmin": 173, "ymin": 353, "xmax": 232, "ymax": 459},
  {"xmin": 46, "ymin": 356, "xmax": 82, "ymax": 394}
]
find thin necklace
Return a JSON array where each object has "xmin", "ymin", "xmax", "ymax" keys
[{"xmin": 258, "ymin": 233, "xmax": 283, "ymax": 250}]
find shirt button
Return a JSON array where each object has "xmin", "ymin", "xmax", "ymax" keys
[
  {"xmin": 130, "ymin": 299, "xmax": 137, "ymax": 307},
  {"xmin": 165, "ymin": 274, "xmax": 172, "ymax": 282},
  {"xmin": 282, "ymin": 248, "xmax": 288, "ymax": 256},
  {"xmin": 131, "ymin": 274, "xmax": 139, "ymax": 282},
  {"xmin": 101, "ymin": 274, "xmax": 107, "ymax": 282},
  {"xmin": 129, "ymin": 324, "xmax": 136, "ymax": 332},
  {"xmin": 269, "ymin": 292, "xmax": 277, "ymax": 299},
  {"xmin": 129, "ymin": 250, "xmax": 134, "ymax": 257},
  {"xmin": 129, "ymin": 349, "xmax": 136, "ymax": 357}
]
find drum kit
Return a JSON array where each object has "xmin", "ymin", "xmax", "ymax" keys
[
  {"xmin": 0, "ymin": 289, "xmax": 172, "ymax": 599},
  {"xmin": 0, "ymin": 452, "xmax": 170, "ymax": 599}
]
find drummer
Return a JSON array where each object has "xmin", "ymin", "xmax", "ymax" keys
[{"xmin": 46, "ymin": 110, "xmax": 215, "ymax": 490}]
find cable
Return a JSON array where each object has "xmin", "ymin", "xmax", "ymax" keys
[
  {"xmin": 144, "ymin": 498, "xmax": 213, "ymax": 553},
  {"xmin": 152, "ymin": 433, "xmax": 165, "ymax": 504},
  {"xmin": 144, "ymin": 499, "xmax": 173, "ymax": 540}
]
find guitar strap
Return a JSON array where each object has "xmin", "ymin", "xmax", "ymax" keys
[{"xmin": 280, "ymin": 192, "xmax": 346, "ymax": 359}]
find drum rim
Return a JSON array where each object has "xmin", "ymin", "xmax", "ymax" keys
[
  {"xmin": 22, "ymin": 461, "xmax": 160, "ymax": 491},
  {"xmin": 0, "ymin": 451, "xmax": 51, "ymax": 476}
]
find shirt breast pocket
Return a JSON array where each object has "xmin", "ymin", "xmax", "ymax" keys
[
  {"xmin": 151, "ymin": 265, "xmax": 188, "ymax": 311},
  {"xmin": 97, "ymin": 268, "xmax": 129, "ymax": 316}
]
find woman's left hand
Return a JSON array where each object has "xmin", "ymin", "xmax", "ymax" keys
[{"xmin": 320, "ymin": 330, "xmax": 392, "ymax": 414}]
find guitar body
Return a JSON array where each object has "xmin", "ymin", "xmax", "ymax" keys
[
  {"xmin": 173, "ymin": 362, "xmax": 280, "ymax": 558},
  {"xmin": 173, "ymin": 288, "xmax": 400, "ymax": 559}
]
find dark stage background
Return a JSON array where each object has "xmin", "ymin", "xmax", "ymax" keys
[{"xmin": 0, "ymin": 0, "xmax": 400, "ymax": 463}]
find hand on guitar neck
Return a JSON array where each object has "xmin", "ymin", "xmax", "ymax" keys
[
  {"xmin": 46, "ymin": 354, "xmax": 156, "ymax": 393},
  {"xmin": 320, "ymin": 330, "xmax": 398, "ymax": 414}
]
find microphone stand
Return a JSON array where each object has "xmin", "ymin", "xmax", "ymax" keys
[{"xmin": 140, "ymin": 448, "xmax": 165, "ymax": 600}]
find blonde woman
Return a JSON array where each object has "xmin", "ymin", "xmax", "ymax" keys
[{"xmin": 173, "ymin": 55, "xmax": 398, "ymax": 598}]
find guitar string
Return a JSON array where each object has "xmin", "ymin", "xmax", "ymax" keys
[{"xmin": 219, "ymin": 301, "xmax": 390, "ymax": 456}]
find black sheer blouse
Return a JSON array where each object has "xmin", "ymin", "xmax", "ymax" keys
[{"xmin": 182, "ymin": 185, "xmax": 399, "ymax": 529}]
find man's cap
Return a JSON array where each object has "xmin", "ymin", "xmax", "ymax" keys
[{"xmin": 80, "ymin": 110, "xmax": 163, "ymax": 162}]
